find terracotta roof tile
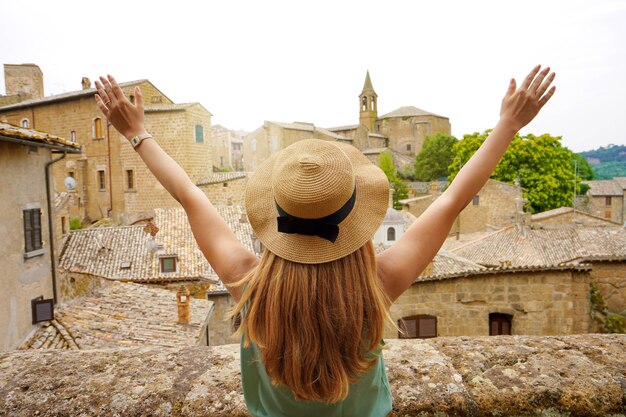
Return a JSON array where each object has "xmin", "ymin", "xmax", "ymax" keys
[
  {"xmin": 21, "ymin": 281, "xmax": 212, "ymax": 350},
  {"xmin": 0, "ymin": 122, "xmax": 80, "ymax": 150},
  {"xmin": 196, "ymin": 172, "xmax": 247, "ymax": 186},
  {"xmin": 380, "ymin": 106, "xmax": 447, "ymax": 119},
  {"xmin": 584, "ymin": 179, "xmax": 624, "ymax": 196}
]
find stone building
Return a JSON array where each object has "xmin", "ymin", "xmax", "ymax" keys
[
  {"xmin": 196, "ymin": 172, "xmax": 248, "ymax": 206},
  {"xmin": 0, "ymin": 64, "xmax": 213, "ymax": 224},
  {"xmin": 0, "ymin": 122, "xmax": 80, "ymax": 351},
  {"xmin": 209, "ymin": 124, "xmax": 246, "ymax": 171},
  {"xmin": 580, "ymin": 177, "xmax": 626, "ymax": 224},
  {"xmin": 243, "ymin": 121, "xmax": 351, "ymax": 172},
  {"xmin": 400, "ymin": 179, "xmax": 523, "ymax": 235},
  {"xmin": 329, "ymin": 71, "xmax": 452, "ymax": 169},
  {"xmin": 531, "ymin": 206, "xmax": 622, "ymax": 228}
]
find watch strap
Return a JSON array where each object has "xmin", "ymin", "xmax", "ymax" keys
[{"xmin": 130, "ymin": 133, "xmax": 153, "ymax": 150}]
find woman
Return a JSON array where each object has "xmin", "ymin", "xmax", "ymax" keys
[{"xmin": 94, "ymin": 65, "xmax": 555, "ymax": 416}]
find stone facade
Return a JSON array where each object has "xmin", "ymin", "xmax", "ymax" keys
[
  {"xmin": 197, "ymin": 172, "xmax": 248, "ymax": 206},
  {"xmin": 582, "ymin": 177, "xmax": 626, "ymax": 224},
  {"xmin": 243, "ymin": 121, "xmax": 350, "ymax": 171},
  {"xmin": 0, "ymin": 64, "xmax": 213, "ymax": 224},
  {"xmin": 0, "ymin": 123, "xmax": 79, "ymax": 351},
  {"xmin": 531, "ymin": 206, "xmax": 622, "ymax": 228},
  {"xmin": 3, "ymin": 63, "xmax": 44, "ymax": 101},
  {"xmin": 210, "ymin": 125, "xmax": 246, "ymax": 171},
  {"xmin": 400, "ymin": 179, "xmax": 523, "ymax": 235},
  {"xmin": 386, "ymin": 268, "xmax": 592, "ymax": 339}
]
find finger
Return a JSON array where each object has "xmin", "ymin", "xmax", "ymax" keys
[
  {"xmin": 529, "ymin": 67, "xmax": 550, "ymax": 94},
  {"xmin": 505, "ymin": 78, "xmax": 516, "ymax": 97},
  {"xmin": 94, "ymin": 93, "xmax": 109, "ymax": 113},
  {"xmin": 94, "ymin": 80, "xmax": 111, "ymax": 106},
  {"xmin": 134, "ymin": 86, "xmax": 144, "ymax": 110},
  {"xmin": 100, "ymin": 76, "xmax": 118, "ymax": 105},
  {"xmin": 539, "ymin": 86, "xmax": 556, "ymax": 108},
  {"xmin": 520, "ymin": 64, "xmax": 541, "ymax": 90},
  {"xmin": 108, "ymin": 74, "xmax": 124, "ymax": 101},
  {"xmin": 536, "ymin": 71, "xmax": 556, "ymax": 97}
]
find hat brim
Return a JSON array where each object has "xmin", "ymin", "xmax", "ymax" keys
[{"xmin": 245, "ymin": 141, "xmax": 390, "ymax": 264}]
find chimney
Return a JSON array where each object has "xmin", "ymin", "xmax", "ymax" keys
[
  {"xmin": 176, "ymin": 285, "xmax": 190, "ymax": 324},
  {"xmin": 81, "ymin": 77, "xmax": 91, "ymax": 90}
]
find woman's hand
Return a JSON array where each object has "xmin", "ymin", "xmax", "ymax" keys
[
  {"xmin": 94, "ymin": 75, "xmax": 146, "ymax": 139},
  {"xmin": 499, "ymin": 65, "xmax": 556, "ymax": 132}
]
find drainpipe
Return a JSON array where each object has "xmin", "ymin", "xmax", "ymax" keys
[
  {"xmin": 45, "ymin": 152, "xmax": 67, "ymax": 304},
  {"xmin": 106, "ymin": 122, "xmax": 113, "ymax": 217}
]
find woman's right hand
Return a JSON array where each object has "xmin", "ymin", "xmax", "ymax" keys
[
  {"xmin": 94, "ymin": 75, "xmax": 147, "ymax": 139},
  {"xmin": 499, "ymin": 65, "xmax": 556, "ymax": 132}
]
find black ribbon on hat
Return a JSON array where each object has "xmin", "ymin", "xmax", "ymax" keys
[{"xmin": 275, "ymin": 186, "xmax": 357, "ymax": 243}]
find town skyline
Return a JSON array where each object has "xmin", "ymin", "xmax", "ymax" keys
[{"xmin": 1, "ymin": 0, "xmax": 625, "ymax": 153}]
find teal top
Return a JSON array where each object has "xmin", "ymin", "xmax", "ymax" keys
[{"xmin": 240, "ymin": 340, "xmax": 393, "ymax": 417}]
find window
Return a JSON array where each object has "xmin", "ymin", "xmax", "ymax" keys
[
  {"xmin": 70, "ymin": 130, "xmax": 77, "ymax": 143},
  {"xmin": 126, "ymin": 170, "xmax": 134, "ymax": 190},
  {"xmin": 406, "ymin": 143, "xmax": 411, "ymax": 151},
  {"xmin": 473, "ymin": 195, "xmax": 480, "ymax": 205},
  {"xmin": 21, "ymin": 118, "xmax": 30, "ymax": 128},
  {"xmin": 606, "ymin": 196, "xmax": 612, "ymax": 206},
  {"xmin": 23, "ymin": 208, "xmax": 43, "ymax": 254},
  {"xmin": 605, "ymin": 211, "xmax": 612, "ymax": 219},
  {"xmin": 68, "ymin": 171, "xmax": 74, "ymax": 178},
  {"xmin": 98, "ymin": 170, "xmax": 106, "ymax": 191},
  {"xmin": 387, "ymin": 227, "xmax": 396, "ymax": 241},
  {"xmin": 489, "ymin": 313, "xmax": 512, "ymax": 335},
  {"xmin": 220, "ymin": 156, "xmax": 224, "ymax": 167},
  {"xmin": 362, "ymin": 96, "xmax": 367, "ymax": 111},
  {"xmin": 93, "ymin": 118, "xmax": 103, "ymax": 139},
  {"xmin": 160, "ymin": 256, "xmax": 177, "ymax": 273},
  {"xmin": 398, "ymin": 315, "xmax": 437, "ymax": 339},
  {"xmin": 251, "ymin": 139, "xmax": 257, "ymax": 152},
  {"xmin": 195, "ymin": 125, "xmax": 204, "ymax": 143}
]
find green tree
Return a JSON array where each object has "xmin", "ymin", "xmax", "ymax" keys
[
  {"xmin": 378, "ymin": 151, "xmax": 409, "ymax": 210},
  {"xmin": 414, "ymin": 133, "xmax": 458, "ymax": 181},
  {"xmin": 571, "ymin": 153, "xmax": 594, "ymax": 180},
  {"xmin": 449, "ymin": 131, "xmax": 586, "ymax": 213}
]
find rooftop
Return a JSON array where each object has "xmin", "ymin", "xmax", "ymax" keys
[
  {"xmin": 0, "ymin": 121, "xmax": 80, "ymax": 152},
  {"xmin": 21, "ymin": 281, "xmax": 212, "ymax": 350},
  {"xmin": 59, "ymin": 206, "xmax": 259, "ymax": 283},
  {"xmin": 196, "ymin": 172, "xmax": 248, "ymax": 186},
  {"xmin": 380, "ymin": 105, "xmax": 447, "ymax": 119},
  {"xmin": 266, "ymin": 121, "xmax": 351, "ymax": 141},
  {"xmin": 583, "ymin": 179, "xmax": 624, "ymax": 196}
]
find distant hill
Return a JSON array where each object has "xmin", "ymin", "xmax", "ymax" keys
[{"xmin": 579, "ymin": 144, "xmax": 626, "ymax": 179}]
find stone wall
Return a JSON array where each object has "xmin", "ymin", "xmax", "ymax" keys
[
  {"xmin": 532, "ymin": 209, "xmax": 622, "ymax": 227},
  {"xmin": 380, "ymin": 114, "xmax": 451, "ymax": 157},
  {"xmin": 198, "ymin": 177, "xmax": 247, "ymax": 206},
  {"xmin": 386, "ymin": 269, "xmax": 592, "ymax": 339},
  {"xmin": 0, "ymin": 142, "xmax": 55, "ymax": 351},
  {"xmin": 591, "ymin": 262, "xmax": 626, "ymax": 314},
  {"xmin": 588, "ymin": 195, "xmax": 624, "ymax": 224},
  {"xmin": 4, "ymin": 64, "xmax": 44, "ymax": 99},
  {"xmin": 1, "ymin": 335, "xmax": 624, "ymax": 416}
]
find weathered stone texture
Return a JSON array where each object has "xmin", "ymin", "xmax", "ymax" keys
[{"xmin": 0, "ymin": 335, "xmax": 624, "ymax": 416}]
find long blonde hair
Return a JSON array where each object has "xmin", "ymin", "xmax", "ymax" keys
[{"xmin": 230, "ymin": 240, "xmax": 393, "ymax": 403}]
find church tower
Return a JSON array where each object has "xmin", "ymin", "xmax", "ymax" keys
[{"xmin": 359, "ymin": 71, "xmax": 378, "ymax": 132}]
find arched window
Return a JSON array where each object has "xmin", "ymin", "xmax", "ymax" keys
[
  {"xmin": 21, "ymin": 118, "xmax": 30, "ymax": 128},
  {"xmin": 398, "ymin": 315, "xmax": 437, "ymax": 339},
  {"xmin": 362, "ymin": 96, "xmax": 367, "ymax": 111},
  {"xmin": 387, "ymin": 227, "xmax": 396, "ymax": 241},
  {"xmin": 93, "ymin": 118, "xmax": 103, "ymax": 139},
  {"xmin": 489, "ymin": 313, "xmax": 512, "ymax": 335},
  {"xmin": 195, "ymin": 124, "xmax": 204, "ymax": 143},
  {"xmin": 70, "ymin": 131, "xmax": 77, "ymax": 143}
]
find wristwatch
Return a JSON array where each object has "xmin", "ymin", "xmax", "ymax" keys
[{"xmin": 129, "ymin": 133, "xmax": 153, "ymax": 150}]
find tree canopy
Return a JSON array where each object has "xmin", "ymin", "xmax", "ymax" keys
[
  {"xmin": 414, "ymin": 133, "xmax": 458, "ymax": 181},
  {"xmin": 448, "ymin": 131, "xmax": 586, "ymax": 213},
  {"xmin": 378, "ymin": 151, "xmax": 409, "ymax": 210}
]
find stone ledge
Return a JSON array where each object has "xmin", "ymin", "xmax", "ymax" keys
[{"xmin": 1, "ymin": 335, "xmax": 624, "ymax": 416}]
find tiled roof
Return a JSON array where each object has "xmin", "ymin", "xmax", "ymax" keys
[
  {"xmin": 583, "ymin": 179, "xmax": 623, "ymax": 196},
  {"xmin": 59, "ymin": 206, "xmax": 259, "ymax": 283},
  {"xmin": 451, "ymin": 225, "xmax": 626, "ymax": 267},
  {"xmin": 380, "ymin": 106, "xmax": 447, "ymax": 119},
  {"xmin": 613, "ymin": 177, "xmax": 626, "ymax": 189},
  {"xmin": 418, "ymin": 250, "xmax": 487, "ymax": 280},
  {"xmin": 144, "ymin": 103, "xmax": 196, "ymax": 112},
  {"xmin": 531, "ymin": 207, "xmax": 621, "ymax": 225},
  {"xmin": 266, "ymin": 121, "xmax": 350, "ymax": 141},
  {"xmin": 327, "ymin": 124, "xmax": 360, "ymax": 131},
  {"xmin": 21, "ymin": 281, "xmax": 212, "ymax": 350},
  {"xmin": 0, "ymin": 122, "xmax": 80, "ymax": 151},
  {"xmin": 0, "ymin": 80, "xmax": 148, "ymax": 111},
  {"xmin": 196, "ymin": 172, "xmax": 248, "ymax": 186}
]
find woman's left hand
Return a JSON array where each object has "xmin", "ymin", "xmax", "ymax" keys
[{"xmin": 94, "ymin": 75, "xmax": 146, "ymax": 139}]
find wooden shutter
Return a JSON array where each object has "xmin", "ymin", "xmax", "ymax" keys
[{"xmin": 24, "ymin": 209, "xmax": 33, "ymax": 252}]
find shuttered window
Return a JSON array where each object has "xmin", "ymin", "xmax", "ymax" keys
[
  {"xmin": 398, "ymin": 314, "xmax": 437, "ymax": 339},
  {"xmin": 23, "ymin": 208, "xmax": 43, "ymax": 253},
  {"xmin": 489, "ymin": 313, "xmax": 512, "ymax": 335},
  {"xmin": 195, "ymin": 125, "xmax": 204, "ymax": 143}
]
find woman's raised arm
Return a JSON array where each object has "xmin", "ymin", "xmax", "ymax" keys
[
  {"xmin": 94, "ymin": 75, "xmax": 257, "ymax": 300},
  {"xmin": 377, "ymin": 65, "xmax": 556, "ymax": 302}
]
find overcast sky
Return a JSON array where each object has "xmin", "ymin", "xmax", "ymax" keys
[{"xmin": 1, "ymin": 0, "xmax": 625, "ymax": 152}]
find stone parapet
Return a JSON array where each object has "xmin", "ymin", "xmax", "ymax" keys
[{"xmin": 1, "ymin": 335, "xmax": 624, "ymax": 416}]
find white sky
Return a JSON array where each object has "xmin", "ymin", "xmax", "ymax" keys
[{"xmin": 1, "ymin": 0, "xmax": 625, "ymax": 152}]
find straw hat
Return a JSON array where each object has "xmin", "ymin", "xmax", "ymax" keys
[{"xmin": 245, "ymin": 139, "xmax": 389, "ymax": 264}]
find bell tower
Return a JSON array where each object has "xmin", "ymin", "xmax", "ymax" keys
[{"xmin": 359, "ymin": 71, "xmax": 378, "ymax": 132}]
